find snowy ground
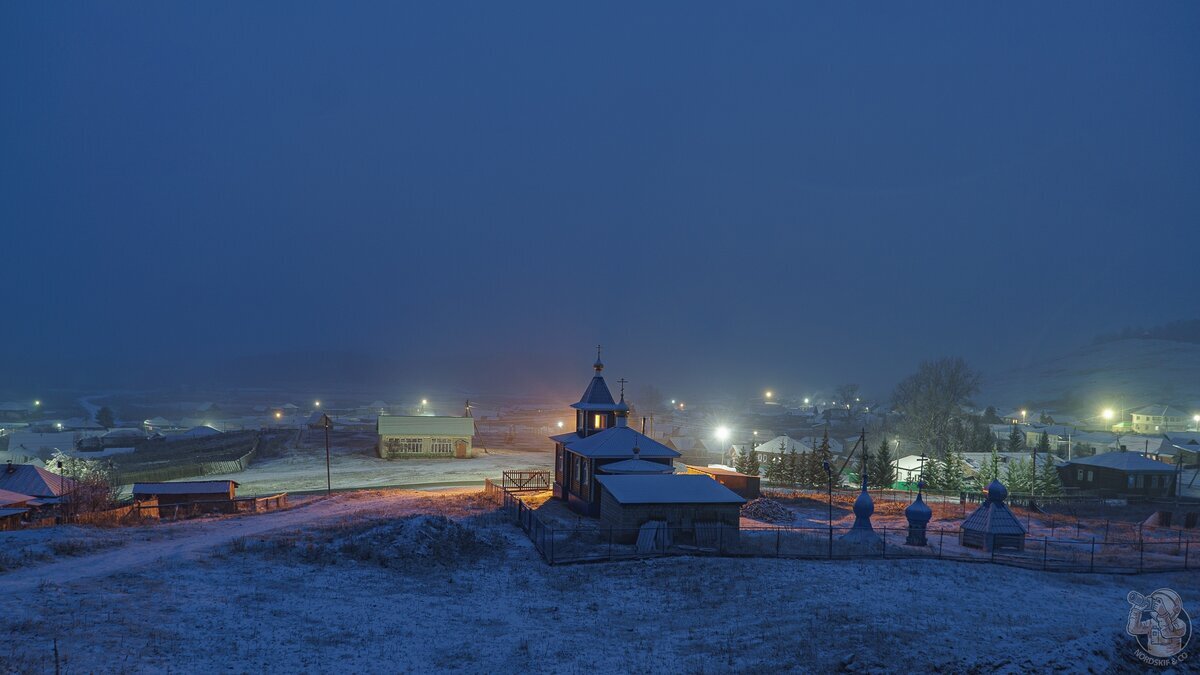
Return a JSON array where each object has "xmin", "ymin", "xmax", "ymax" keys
[
  {"xmin": 179, "ymin": 443, "xmax": 551, "ymax": 496},
  {"xmin": 1, "ymin": 489, "xmax": 1197, "ymax": 673}
]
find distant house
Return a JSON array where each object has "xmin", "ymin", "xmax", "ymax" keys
[
  {"xmin": 132, "ymin": 481, "xmax": 240, "ymax": 513},
  {"xmin": 1130, "ymin": 405, "xmax": 1190, "ymax": 434},
  {"xmin": 377, "ymin": 415, "xmax": 476, "ymax": 459},
  {"xmin": 169, "ymin": 425, "xmax": 223, "ymax": 440},
  {"xmin": 1057, "ymin": 452, "xmax": 1178, "ymax": 497},
  {"xmin": 664, "ymin": 436, "xmax": 721, "ymax": 466},
  {"xmin": 752, "ymin": 434, "xmax": 844, "ymax": 458}
]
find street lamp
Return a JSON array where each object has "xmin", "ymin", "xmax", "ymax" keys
[
  {"xmin": 1193, "ymin": 414, "xmax": 1199, "ymax": 431},
  {"xmin": 822, "ymin": 460, "xmax": 833, "ymax": 557},
  {"xmin": 556, "ymin": 420, "xmax": 564, "ymax": 429},
  {"xmin": 714, "ymin": 426, "xmax": 731, "ymax": 442},
  {"xmin": 804, "ymin": 398, "xmax": 810, "ymax": 405},
  {"xmin": 765, "ymin": 391, "xmax": 773, "ymax": 399},
  {"xmin": 1102, "ymin": 408, "xmax": 1114, "ymax": 421},
  {"xmin": 1020, "ymin": 410, "xmax": 1027, "ymax": 423},
  {"xmin": 314, "ymin": 400, "xmax": 321, "ymax": 408}
]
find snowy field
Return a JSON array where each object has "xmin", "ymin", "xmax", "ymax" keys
[
  {"xmin": 192, "ymin": 442, "xmax": 551, "ymax": 496},
  {"xmin": 1, "ymin": 489, "xmax": 1196, "ymax": 673}
]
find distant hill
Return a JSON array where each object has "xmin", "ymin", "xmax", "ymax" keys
[{"xmin": 981, "ymin": 339, "xmax": 1200, "ymax": 413}]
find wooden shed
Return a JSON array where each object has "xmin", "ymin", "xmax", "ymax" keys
[
  {"xmin": 684, "ymin": 465, "xmax": 761, "ymax": 499},
  {"xmin": 1057, "ymin": 451, "xmax": 1178, "ymax": 497},
  {"xmin": 595, "ymin": 474, "xmax": 745, "ymax": 544},
  {"xmin": 132, "ymin": 481, "xmax": 239, "ymax": 514}
]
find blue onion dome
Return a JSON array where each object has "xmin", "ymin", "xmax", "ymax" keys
[
  {"xmin": 986, "ymin": 479, "xmax": 1008, "ymax": 503},
  {"xmin": 905, "ymin": 492, "xmax": 932, "ymax": 524},
  {"xmin": 615, "ymin": 395, "xmax": 630, "ymax": 413},
  {"xmin": 854, "ymin": 484, "xmax": 875, "ymax": 520}
]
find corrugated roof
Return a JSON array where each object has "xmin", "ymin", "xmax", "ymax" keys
[
  {"xmin": 559, "ymin": 427, "xmax": 679, "ymax": 459},
  {"xmin": 596, "ymin": 474, "xmax": 745, "ymax": 505},
  {"xmin": 0, "ymin": 464, "xmax": 77, "ymax": 498},
  {"xmin": 377, "ymin": 415, "xmax": 474, "ymax": 437},
  {"xmin": 0, "ymin": 488, "xmax": 35, "ymax": 506},
  {"xmin": 1064, "ymin": 451, "xmax": 1176, "ymax": 473},
  {"xmin": 132, "ymin": 481, "xmax": 239, "ymax": 495}
]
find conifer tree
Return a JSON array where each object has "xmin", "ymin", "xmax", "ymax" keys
[
  {"xmin": 1038, "ymin": 451, "xmax": 1061, "ymax": 495},
  {"xmin": 763, "ymin": 454, "xmax": 781, "ymax": 484},
  {"xmin": 976, "ymin": 445, "xmax": 1001, "ymax": 489},
  {"xmin": 734, "ymin": 447, "xmax": 750, "ymax": 474},
  {"xmin": 870, "ymin": 438, "xmax": 896, "ymax": 489},
  {"xmin": 1007, "ymin": 424, "xmax": 1025, "ymax": 453},
  {"xmin": 1003, "ymin": 457, "xmax": 1034, "ymax": 494},
  {"xmin": 746, "ymin": 447, "xmax": 761, "ymax": 476}
]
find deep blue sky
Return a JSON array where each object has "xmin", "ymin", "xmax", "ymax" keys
[{"xmin": 2, "ymin": 2, "xmax": 1198, "ymax": 397}]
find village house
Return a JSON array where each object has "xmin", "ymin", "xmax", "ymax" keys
[
  {"xmin": 377, "ymin": 415, "xmax": 476, "ymax": 458},
  {"xmin": 0, "ymin": 462, "xmax": 77, "ymax": 503},
  {"xmin": 1057, "ymin": 451, "xmax": 1178, "ymax": 497},
  {"xmin": 1130, "ymin": 404, "xmax": 1190, "ymax": 434}
]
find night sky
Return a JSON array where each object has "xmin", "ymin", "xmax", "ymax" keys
[{"xmin": 3, "ymin": 2, "xmax": 1198, "ymax": 396}]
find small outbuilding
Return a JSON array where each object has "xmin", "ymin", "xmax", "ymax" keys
[
  {"xmin": 132, "ymin": 481, "xmax": 240, "ymax": 514},
  {"xmin": 683, "ymin": 465, "xmax": 761, "ymax": 499},
  {"xmin": 0, "ymin": 462, "xmax": 76, "ymax": 501},
  {"xmin": 959, "ymin": 479, "xmax": 1026, "ymax": 552},
  {"xmin": 595, "ymin": 474, "xmax": 745, "ymax": 543}
]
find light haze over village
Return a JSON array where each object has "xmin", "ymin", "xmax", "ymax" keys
[{"xmin": 2, "ymin": 2, "xmax": 1199, "ymax": 673}]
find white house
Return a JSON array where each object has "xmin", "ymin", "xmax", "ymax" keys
[{"xmin": 377, "ymin": 415, "xmax": 476, "ymax": 459}]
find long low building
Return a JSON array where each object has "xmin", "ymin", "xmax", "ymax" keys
[
  {"xmin": 377, "ymin": 415, "xmax": 476, "ymax": 459},
  {"xmin": 1057, "ymin": 452, "xmax": 1178, "ymax": 497},
  {"xmin": 596, "ymin": 474, "xmax": 745, "ymax": 543}
]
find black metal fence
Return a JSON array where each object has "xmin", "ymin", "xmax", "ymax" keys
[{"xmin": 501, "ymin": 491, "xmax": 1200, "ymax": 572}]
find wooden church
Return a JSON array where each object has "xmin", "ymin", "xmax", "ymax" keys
[{"xmin": 551, "ymin": 350, "xmax": 681, "ymax": 516}]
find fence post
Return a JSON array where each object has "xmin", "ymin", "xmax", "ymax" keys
[
  {"xmin": 882, "ymin": 529, "xmax": 887, "ymax": 558},
  {"xmin": 1042, "ymin": 538, "xmax": 1048, "ymax": 571},
  {"xmin": 1090, "ymin": 537, "xmax": 1095, "ymax": 573},
  {"xmin": 1186, "ymin": 539, "xmax": 1190, "ymax": 571},
  {"xmin": 1139, "ymin": 539, "xmax": 1144, "ymax": 573},
  {"xmin": 608, "ymin": 528, "xmax": 613, "ymax": 558},
  {"xmin": 719, "ymin": 523, "xmax": 725, "ymax": 555},
  {"xmin": 775, "ymin": 528, "xmax": 781, "ymax": 556}
]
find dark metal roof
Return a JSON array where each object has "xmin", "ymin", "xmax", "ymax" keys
[
  {"xmin": 596, "ymin": 474, "xmax": 745, "ymax": 504},
  {"xmin": 558, "ymin": 427, "xmax": 680, "ymax": 459},
  {"xmin": 961, "ymin": 483, "xmax": 1026, "ymax": 537},
  {"xmin": 0, "ymin": 464, "xmax": 77, "ymax": 498},
  {"xmin": 571, "ymin": 375, "xmax": 617, "ymax": 410},
  {"xmin": 1064, "ymin": 451, "xmax": 1176, "ymax": 474}
]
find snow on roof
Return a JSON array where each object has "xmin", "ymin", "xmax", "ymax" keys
[
  {"xmin": 0, "ymin": 508, "xmax": 28, "ymax": 518},
  {"xmin": 754, "ymin": 434, "xmax": 843, "ymax": 455},
  {"xmin": 177, "ymin": 425, "xmax": 222, "ymax": 438},
  {"xmin": 0, "ymin": 464, "xmax": 77, "ymax": 498},
  {"xmin": 377, "ymin": 415, "xmax": 474, "ymax": 437},
  {"xmin": 554, "ymin": 427, "xmax": 679, "ymax": 459},
  {"xmin": 1064, "ymin": 451, "xmax": 1176, "ymax": 473},
  {"xmin": 685, "ymin": 465, "xmax": 752, "ymax": 478},
  {"xmin": 599, "ymin": 458, "xmax": 674, "ymax": 475},
  {"xmin": 1132, "ymin": 404, "xmax": 1188, "ymax": 418},
  {"xmin": 596, "ymin": 474, "xmax": 745, "ymax": 505},
  {"xmin": 132, "ymin": 481, "xmax": 239, "ymax": 495},
  {"xmin": 0, "ymin": 488, "xmax": 35, "ymax": 506},
  {"xmin": 961, "ymin": 498, "xmax": 1026, "ymax": 536},
  {"xmin": 102, "ymin": 428, "xmax": 145, "ymax": 438}
]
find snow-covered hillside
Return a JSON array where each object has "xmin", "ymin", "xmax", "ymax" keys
[{"xmin": 982, "ymin": 339, "xmax": 1200, "ymax": 410}]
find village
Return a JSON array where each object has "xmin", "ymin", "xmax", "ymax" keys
[{"xmin": 1, "ymin": 352, "xmax": 1198, "ymax": 672}]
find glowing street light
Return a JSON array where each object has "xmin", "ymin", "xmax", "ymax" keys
[
  {"xmin": 670, "ymin": 399, "xmax": 676, "ymax": 405},
  {"xmin": 765, "ymin": 391, "xmax": 773, "ymax": 399},
  {"xmin": 34, "ymin": 400, "xmax": 41, "ymax": 407},
  {"xmin": 421, "ymin": 399, "xmax": 428, "ymax": 406},
  {"xmin": 314, "ymin": 400, "xmax": 321, "ymax": 408},
  {"xmin": 1020, "ymin": 410, "xmax": 1027, "ymax": 422},
  {"xmin": 714, "ymin": 426, "xmax": 731, "ymax": 442},
  {"xmin": 1102, "ymin": 408, "xmax": 1114, "ymax": 421},
  {"xmin": 556, "ymin": 420, "xmax": 564, "ymax": 429},
  {"xmin": 804, "ymin": 398, "xmax": 810, "ymax": 405},
  {"xmin": 274, "ymin": 411, "xmax": 282, "ymax": 420}
]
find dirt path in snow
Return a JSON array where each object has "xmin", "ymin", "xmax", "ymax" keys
[{"xmin": 0, "ymin": 493, "xmax": 407, "ymax": 596}]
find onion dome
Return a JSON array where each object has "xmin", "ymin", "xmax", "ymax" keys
[
  {"xmin": 986, "ymin": 479, "xmax": 1008, "ymax": 503},
  {"xmin": 905, "ymin": 491, "xmax": 932, "ymax": 527},
  {"xmin": 593, "ymin": 344, "xmax": 604, "ymax": 373},
  {"xmin": 853, "ymin": 482, "xmax": 875, "ymax": 522}
]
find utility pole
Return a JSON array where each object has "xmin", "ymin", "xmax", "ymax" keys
[{"xmin": 322, "ymin": 414, "xmax": 332, "ymax": 496}]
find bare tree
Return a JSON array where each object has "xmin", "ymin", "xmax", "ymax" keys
[
  {"xmin": 834, "ymin": 383, "xmax": 860, "ymax": 406},
  {"xmin": 892, "ymin": 357, "xmax": 981, "ymax": 460}
]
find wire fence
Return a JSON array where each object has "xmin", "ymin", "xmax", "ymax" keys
[{"xmin": 501, "ymin": 490, "xmax": 1200, "ymax": 572}]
